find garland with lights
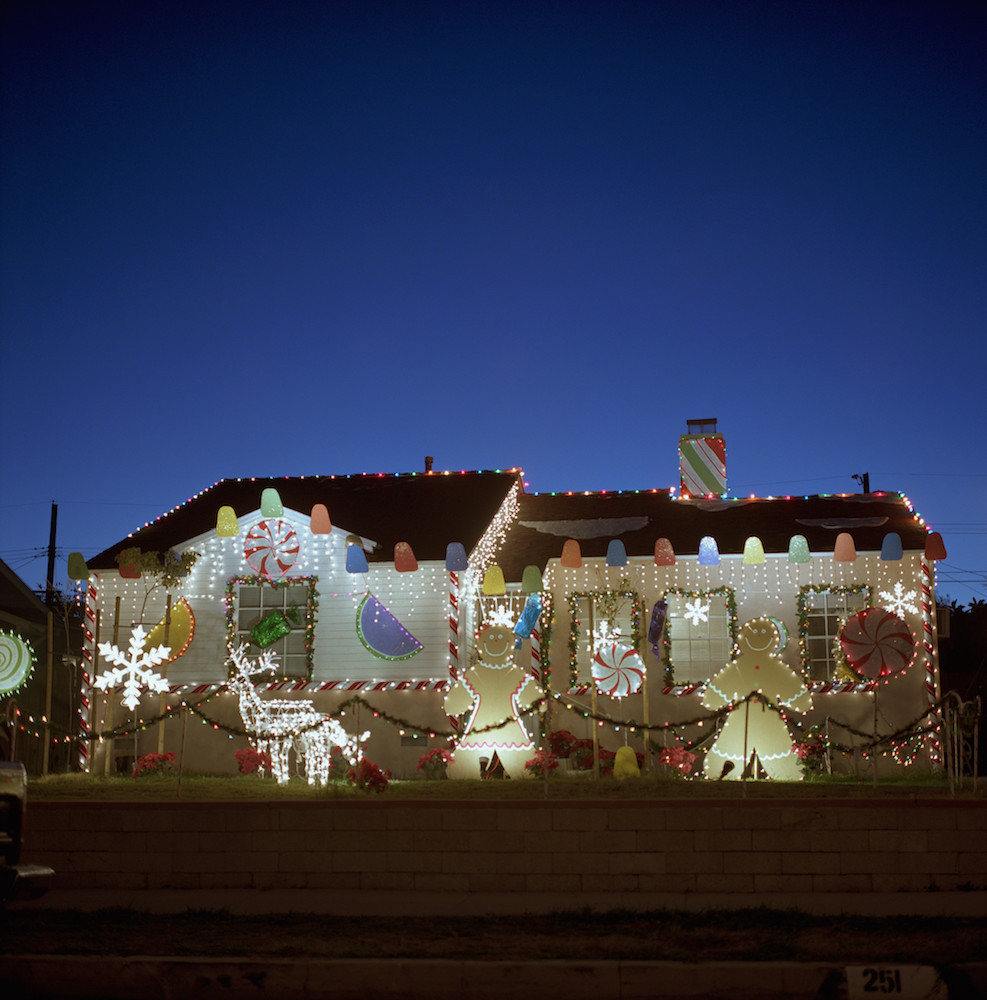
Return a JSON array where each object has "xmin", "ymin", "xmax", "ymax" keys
[{"xmin": 224, "ymin": 575, "xmax": 318, "ymax": 677}]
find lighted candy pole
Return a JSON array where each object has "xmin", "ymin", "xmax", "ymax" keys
[
  {"xmin": 702, "ymin": 618, "xmax": 811, "ymax": 780},
  {"xmin": 444, "ymin": 620, "xmax": 540, "ymax": 755}
]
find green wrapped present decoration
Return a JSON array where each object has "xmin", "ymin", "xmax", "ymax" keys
[{"xmin": 250, "ymin": 610, "xmax": 292, "ymax": 648}]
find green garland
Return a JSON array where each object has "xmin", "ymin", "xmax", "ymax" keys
[
  {"xmin": 224, "ymin": 575, "xmax": 319, "ymax": 679},
  {"xmin": 659, "ymin": 586, "xmax": 738, "ymax": 685}
]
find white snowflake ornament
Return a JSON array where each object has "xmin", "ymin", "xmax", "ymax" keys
[
  {"xmin": 880, "ymin": 582, "xmax": 919, "ymax": 617},
  {"xmin": 683, "ymin": 599, "xmax": 710, "ymax": 626},
  {"xmin": 95, "ymin": 625, "xmax": 171, "ymax": 711},
  {"xmin": 487, "ymin": 606, "xmax": 515, "ymax": 627}
]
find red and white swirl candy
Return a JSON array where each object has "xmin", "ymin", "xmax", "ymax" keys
[
  {"xmin": 244, "ymin": 519, "xmax": 300, "ymax": 578},
  {"xmin": 840, "ymin": 608, "xmax": 915, "ymax": 679},
  {"xmin": 592, "ymin": 642, "xmax": 645, "ymax": 698}
]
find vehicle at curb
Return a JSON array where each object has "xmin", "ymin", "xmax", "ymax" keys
[{"xmin": 0, "ymin": 761, "xmax": 54, "ymax": 903}]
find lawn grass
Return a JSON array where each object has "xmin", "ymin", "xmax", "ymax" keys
[{"xmin": 26, "ymin": 770, "xmax": 978, "ymax": 801}]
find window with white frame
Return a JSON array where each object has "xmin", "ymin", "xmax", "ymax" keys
[
  {"xmin": 665, "ymin": 591, "xmax": 733, "ymax": 683},
  {"xmin": 570, "ymin": 589, "xmax": 639, "ymax": 686},
  {"xmin": 235, "ymin": 580, "xmax": 312, "ymax": 678},
  {"xmin": 800, "ymin": 586, "xmax": 870, "ymax": 681}
]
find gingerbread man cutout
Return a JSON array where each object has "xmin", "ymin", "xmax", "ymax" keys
[
  {"xmin": 445, "ymin": 623, "xmax": 539, "ymax": 751},
  {"xmin": 702, "ymin": 617, "xmax": 811, "ymax": 780}
]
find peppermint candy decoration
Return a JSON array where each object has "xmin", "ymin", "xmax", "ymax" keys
[
  {"xmin": 592, "ymin": 642, "xmax": 645, "ymax": 698},
  {"xmin": 244, "ymin": 519, "xmax": 300, "ymax": 578},
  {"xmin": 0, "ymin": 630, "xmax": 35, "ymax": 694},
  {"xmin": 840, "ymin": 608, "xmax": 915, "ymax": 679}
]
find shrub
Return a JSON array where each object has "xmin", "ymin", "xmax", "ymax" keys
[
  {"xmin": 132, "ymin": 752, "xmax": 175, "ymax": 778},
  {"xmin": 234, "ymin": 747, "xmax": 272, "ymax": 775},
  {"xmin": 547, "ymin": 729, "xmax": 577, "ymax": 758},
  {"xmin": 523, "ymin": 749, "xmax": 560, "ymax": 778},
  {"xmin": 416, "ymin": 747, "xmax": 453, "ymax": 779},
  {"xmin": 794, "ymin": 736, "xmax": 827, "ymax": 778},
  {"xmin": 348, "ymin": 758, "xmax": 391, "ymax": 793},
  {"xmin": 657, "ymin": 746, "xmax": 697, "ymax": 775}
]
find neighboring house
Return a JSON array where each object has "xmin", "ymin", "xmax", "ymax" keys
[
  {"xmin": 0, "ymin": 558, "xmax": 83, "ymax": 774},
  {"xmin": 78, "ymin": 435, "xmax": 947, "ymax": 781}
]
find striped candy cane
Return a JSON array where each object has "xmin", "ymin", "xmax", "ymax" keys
[
  {"xmin": 447, "ymin": 571, "xmax": 461, "ymax": 734},
  {"xmin": 78, "ymin": 580, "xmax": 99, "ymax": 772},
  {"xmin": 921, "ymin": 558, "xmax": 943, "ymax": 766}
]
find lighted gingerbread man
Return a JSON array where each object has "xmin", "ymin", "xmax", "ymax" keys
[
  {"xmin": 702, "ymin": 617, "xmax": 811, "ymax": 781},
  {"xmin": 444, "ymin": 622, "xmax": 540, "ymax": 751}
]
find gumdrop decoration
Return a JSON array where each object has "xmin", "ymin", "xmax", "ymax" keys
[
  {"xmin": 446, "ymin": 542, "xmax": 468, "ymax": 572},
  {"xmin": 654, "ymin": 538, "xmax": 676, "ymax": 566},
  {"xmin": 310, "ymin": 504, "xmax": 331, "ymax": 534},
  {"xmin": 394, "ymin": 542, "xmax": 418, "ymax": 572},
  {"xmin": 788, "ymin": 535, "xmax": 811, "ymax": 563},
  {"xmin": 346, "ymin": 543, "xmax": 369, "ymax": 574},
  {"xmin": 606, "ymin": 539, "xmax": 627, "ymax": 567},
  {"xmin": 880, "ymin": 533, "xmax": 903, "ymax": 561},
  {"xmin": 482, "ymin": 565, "xmax": 505, "ymax": 595},
  {"xmin": 742, "ymin": 536, "xmax": 765, "ymax": 564},
  {"xmin": 260, "ymin": 488, "xmax": 283, "ymax": 517},
  {"xmin": 924, "ymin": 532, "xmax": 947, "ymax": 561},
  {"xmin": 67, "ymin": 552, "xmax": 90, "ymax": 580},
  {"xmin": 698, "ymin": 536, "xmax": 719, "ymax": 565},
  {"xmin": 520, "ymin": 564, "xmax": 543, "ymax": 594},
  {"xmin": 834, "ymin": 532, "xmax": 857, "ymax": 562},
  {"xmin": 217, "ymin": 506, "xmax": 239, "ymax": 537},
  {"xmin": 560, "ymin": 539, "xmax": 582, "ymax": 568}
]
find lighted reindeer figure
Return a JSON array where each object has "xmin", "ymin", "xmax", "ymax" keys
[{"xmin": 226, "ymin": 644, "xmax": 366, "ymax": 786}]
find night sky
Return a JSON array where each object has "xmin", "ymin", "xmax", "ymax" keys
[{"xmin": 2, "ymin": 0, "xmax": 984, "ymax": 602}]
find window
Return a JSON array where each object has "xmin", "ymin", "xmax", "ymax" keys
[
  {"xmin": 568, "ymin": 589, "xmax": 640, "ymax": 686},
  {"xmin": 800, "ymin": 586, "xmax": 870, "ymax": 681},
  {"xmin": 234, "ymin": 579, "xmax": 314, "ymax": 678},
  {"xmin": 665, "ymin": 591, "xmax": 733, "ymax": 683}
]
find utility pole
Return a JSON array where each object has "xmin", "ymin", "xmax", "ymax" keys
[
  {"xmin": 45, "ymin": 501, "xmax": 57, "ymax": 606},
  {"xmin": 852, "ymin": 473, "xmax": 870, "ymax": 493}
]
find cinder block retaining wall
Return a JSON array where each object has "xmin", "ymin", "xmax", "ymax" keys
[{"xmin": 24, "ymin": 799, "xmax": 987, "ymax": 913}]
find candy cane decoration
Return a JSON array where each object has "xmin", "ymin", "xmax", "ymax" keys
[
  {"xmin": 447, "ymin": 570, "xmax": 461, "ymax": 734},
  {"xmin": 529, "ymin": 625, "xmax": 542, "ymax": 685},
  {"xmin": 921, "ymin": 558, "xmax": 943, "ymax": 765}
]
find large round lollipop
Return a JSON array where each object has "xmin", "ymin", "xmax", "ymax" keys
[
  {"xmin": 592, "ymin": 642, "xmax": 645, "ymax": 698},
  {"xmin": 840, "ymin": 608, "xmax": 914, "ymax": 679}
]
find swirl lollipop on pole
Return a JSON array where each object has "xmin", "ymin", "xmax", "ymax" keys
[
  {"xmin": 592, "ymin": 642, "xmax": 645, "ymax": 699},
  {"xmin": 840, "ymin": 608, "xmax": 915, "ymax": 680}
]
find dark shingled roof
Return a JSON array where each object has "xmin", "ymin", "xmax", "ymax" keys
[
  {"xmin": 86, "ymin": 470, "xmax": 522, "ymax": 570},
  {"xmin": 496, "ymin": 489, "xmax": 931, "ymax": 582}
]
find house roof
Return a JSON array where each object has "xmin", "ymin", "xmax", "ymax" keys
[
  {"xmin": 495, "ymin": 489, "xmax": 931, "ymax": 582},
  {"xmin": 86, "ymin": 470, "xmax": 523, "ymax": 570},
  {"xmin": 0, "ymin": 555, "xmax": 51, "ymax": 634}
]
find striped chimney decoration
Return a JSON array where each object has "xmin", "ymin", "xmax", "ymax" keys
[{"xmin": 678, "ymin": 419, "xmax": 726, "ymax": 497}]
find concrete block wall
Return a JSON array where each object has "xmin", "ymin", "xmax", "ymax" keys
[{"xmin": 24, "ymin": 798, "xmax": 987, "ymax": 912}]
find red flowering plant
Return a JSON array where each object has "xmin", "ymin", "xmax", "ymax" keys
[
  {"xmin": 348, "ymin": 758, "xmax": 392, "ymax": 793},
  {"xmin": 326, "ymin": 745, "xmax": 350, "ymax": 781},
  {"xmin": 416, "ymin": 747, "xmax": 453, "ymax": 780},
  {"xmin": 656, "ymin": 746, "xmax": 697, "ymax": 776},
  {"xmin": 568, "ymin": 741, "xmax": 632, "ymax": 775},
  {"xmin": 132, "ymin": 751, "xmax": 175, "ymax": 778},
  {"xmin": 234, "ymin": 747, "xmax": 272, "ymax": 776},
  {"xmin": 794, "ymin": 735, "xmax": 828, "ymax": 778},
  {"xmin": 547, "ymin": 729, "xmax": 577, "ymax": 759},
  {"xmin": 523, "ymin": 748, "xmax": 560, "ymax": 778}
]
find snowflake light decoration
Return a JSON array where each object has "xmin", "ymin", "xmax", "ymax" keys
[
  {"xmin": 683, "ymin": 599, "xmax": 710, "ymax": 626},
  {"xmin": 879, "ymin": 582, "xmax": 919, "ymax": 617},
  {"xmin": 592, "ymin": 618, "xmax": 619, "ymax": 653},
  {"xmin": 95, "ymin": 625, "xmax": 171, "ymax": 711},
  {"xmin": 487, "ymin": 606, "xmax": 515, "ymax": 627}
]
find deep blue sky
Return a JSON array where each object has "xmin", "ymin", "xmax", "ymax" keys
[{"xmin": 2, "ymin": 0, "xmax": 985, "ymax": 602}]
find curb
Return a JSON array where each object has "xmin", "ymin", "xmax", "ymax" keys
[{"xmin": 6, "ymin": 956, "xmax": 987, "ymax": 1000}]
